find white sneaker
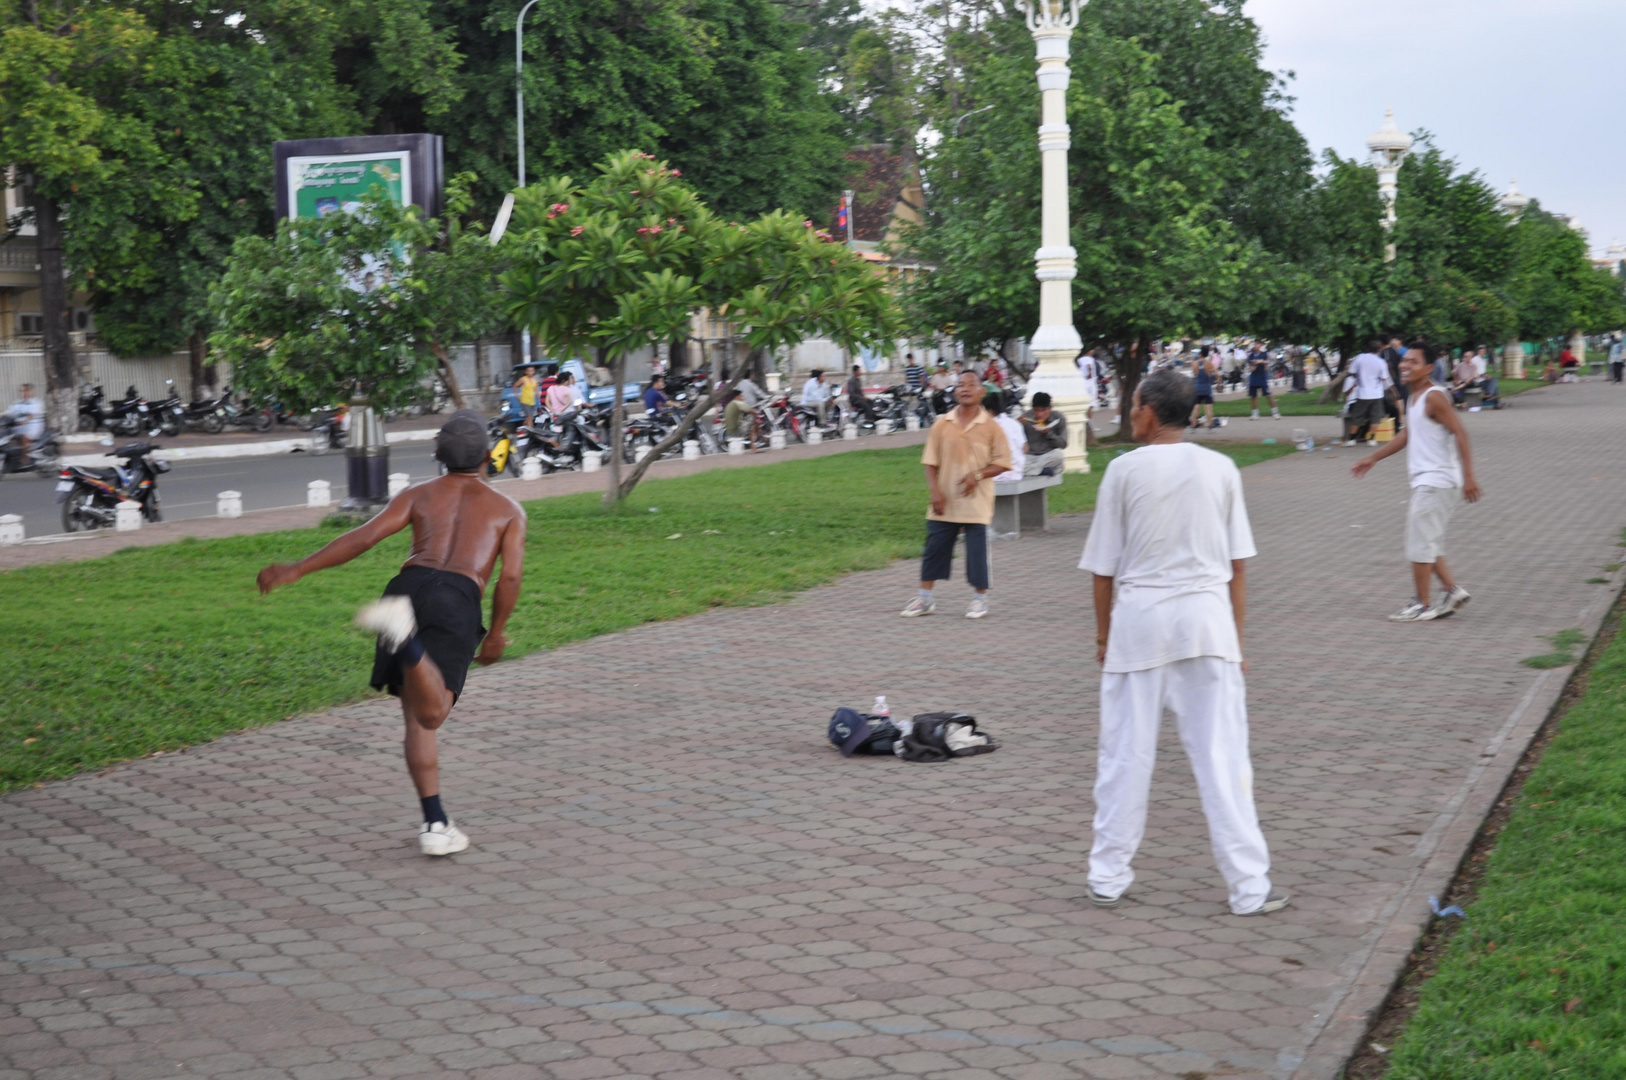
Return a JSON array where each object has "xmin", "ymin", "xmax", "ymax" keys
[
  {"xmin": 356, "ymin": 595, "xmax": 416, "ymax": 651},
  {"xmin": 900, "ymin": 596, "xmax": 936, "ymax": 617},
  {"xmin": 1437, "ymin": 586, "xmax": 1471, "ymax": 617},
  {"xmin": 1388, "ymin": 600, "xmax": 1438, "ymax": 622},
  {"xmin": 1236, "ymin": 892, "xmax": 1291, "ymax": 916},
  {"xmin": 1272, "ymin": 410, "xmax": 1281, "ymax": 419},
  {"xmin": 420, "ymin": 819, "xmax": 469, "ymax": 857},
  {"xmin": 1249, "ymin": 412, "xmax": 1259, "ymax": 420},
  {"xmin": 965, "ymin": 594, "xmax": 989, "ymax": 619}
]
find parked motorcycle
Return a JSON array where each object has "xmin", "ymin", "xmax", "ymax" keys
[
  {"xmin": 0, "ymin": 416, "xmax": 62, "ymax": 479},
  {"xmin": 303, "ymin": 405, "xmax": 348, "ymax": 455},
  {"xmin": 56, "ymin": 441, "xmax": 169, "ymax": 531},
  {"xmin": 219, "ymin": 389, "xmax": 274, "ymax": 432},
  {"xmin": 524, "ymin": 406, "xmax": 611, "ymax": 471},
  {"xmin": 148, "ymin": 380, "xmax": 184, "ymax": 437},
  {"xmin": 78, "ymin": 385, "xmax": 110, "ymax": 432},
  {"xmin": 98, "ymin": 385, "xmax": 152, "ymax": 438},
  {"xmin": 183, "ymin": 391, "xmax": 229, "ymax": 434}
]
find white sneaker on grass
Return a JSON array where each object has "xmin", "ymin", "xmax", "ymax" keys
[
  {"xmin": 1437, "ymin": 586, "xmax": 1471, "ymax": 617},
  {"xmin": 1388, "ymin": 599, "xmax": 1438, "ymax": 622},
  {"xmin": 965, "ymin": 594, "xmax": 989, "ymax": 619},
  {"xmin": 355, "ymin": 595, "xmax": 416, "ymax": 651},
  {"xmin": 420, "ymin": 819, "xmax": 469, "ymax": 857},
  {"xmin": 900, "ymin": 596, "xmax": 936, "ymax": 618}
]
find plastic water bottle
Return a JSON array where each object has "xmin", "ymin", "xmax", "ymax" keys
[{"xmin": 872, "ymin": 695, "xmax": 889, "ymax": 718}]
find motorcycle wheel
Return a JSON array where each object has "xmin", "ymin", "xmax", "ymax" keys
[
  {"xmin": 252, "ymin": 411, "xmax": 272, "ymax": 433},
  {"xmin": 296, "ymin": 413, "xmax": 317, "ymax": 431},
  {"xmin": 161, "ymin": 420, "xmax": 180, "ymax": 437},
  {"xmin": 61, "ymin": 490, "xmax": 99, "ymax": 532},
  {"xmin": 201, "ymin": 414, "xmax": 225, "ymax": 435},
  {"xmin": 77, "ymin": 414, "xmax": 94, "ymax": 432},
  {"xmin": 144, "ymin": 490, "xmax": 162, "ymax": 523},
  {"xmin": 308, "ymin": 432, "xmax": 330, "ymax": 456}
]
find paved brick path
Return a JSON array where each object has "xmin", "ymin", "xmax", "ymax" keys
[{"xmin": 3, "ymin": 382, "xmax": 1623, "ymax": 1080}]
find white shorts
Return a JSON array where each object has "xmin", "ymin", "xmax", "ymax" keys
[
  {"xmin": 1082, "ymin": 378, "xmax": 1097, "ymax": 403},
  {"xmin": 1406, "ymin": 485, "xmax": 1460, "ymax": 563}
]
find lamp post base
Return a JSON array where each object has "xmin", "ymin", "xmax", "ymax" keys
[{"xmin": 1025, "ymin": 348, "xmax": 1091, "ymax": 475}]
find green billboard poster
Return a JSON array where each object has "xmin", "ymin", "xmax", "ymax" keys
[
  {"xmin": 274, "ymin": 135, "xmax": 443, "ymax": 221},
  {"xmin": 287, "ymin": 152, "xmax": 411, "ymax": 220}
]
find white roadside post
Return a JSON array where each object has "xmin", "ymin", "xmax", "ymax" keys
[
  {"xmin": 216, "ymin": 491, "xmax": 242, "ymax": 518},
  {"xmin": 768, "ymin": 430, "xmax": 787, "ymax": 450},
  {"xmin": 841, "ymin": 424, "xmax": 857, "ymax": 441},
  {"xmin": 682, "ymin": 440, "xmax": 701, "ymax": 461},
  {"xmin": 807, "ymin": 427, "xmax": 823, "ymax": 445},
  {"xmin": 582, "ymin": 449, "xmax": 602, "ymax": 473},
  {"xmin": 519, "ymin": 457, "xmax": 542, "ymax": 480},
  {"xmin": 115, "ymin": 500, "xmax": 142, "ymax": 531},
  {"xmin": 307, "ymin": 479, "xmax": 331, "ymax": 507},
  {"xmin": 1016, "ymin": 0, "xmax": 1090, "ymax": 475},
  {"xmin": 0, "ymin": 514, "xmax": 22, "ymax": 545}
]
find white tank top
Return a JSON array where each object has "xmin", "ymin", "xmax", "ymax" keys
[{"xmin": 1406, "ymin": 384, "xmax": 1462, "ymax": 489}]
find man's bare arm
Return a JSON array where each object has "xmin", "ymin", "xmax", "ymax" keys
[
  {"xmin": 1229, "ymin": 559, "xmax": 1247, "ymax": 671},
  {"xmin": 1350, "ymin": 425, "xmax": 1408, "ymax": 478},
  {"xmin": 925, "ymin": 463, "xmax": 945, "ymax": 516},
  {"xmin": 476, "ymin": 510, "xmax": 527, "ymax": 665},
  {"xmin": 1426, "ymin": 391, "xmax": 1482, "ymax": 502},
  {"xmin": 257, "ymin": 491, "xmax": 415, "ymax": 594},
  {"xmin": 1093, "ymin": 574, "xmax": 1113, "ymax": 666}
]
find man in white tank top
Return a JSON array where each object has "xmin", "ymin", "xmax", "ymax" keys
[{"xmin": 1350, "ymin": 343, "xmax": 1482, "ymax": 621}]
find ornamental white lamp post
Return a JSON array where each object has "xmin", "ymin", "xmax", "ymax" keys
[
  {"xmin": 1367, "ymin": 107, "xmax": 1412, "ymax": 263},
  {"xmin": 1498, "ymin": 179, "xmax": 1531, "ymax": 377},
  {"xmin": 1015, "ymin": 0, "xmax": 1089, "ymax": 474}
]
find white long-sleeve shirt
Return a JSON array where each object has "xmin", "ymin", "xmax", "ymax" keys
[{"xmin": 800, "ymin": 377, "xmax": 831, "ymax": 406}]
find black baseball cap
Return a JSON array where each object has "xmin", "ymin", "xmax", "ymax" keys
[{"xmin": 436, "ymin": 409, "xmax": 489, "ymax": 472}]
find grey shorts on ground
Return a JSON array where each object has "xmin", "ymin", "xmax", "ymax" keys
[
  {"xmin": 1406, "ymin": 485, "xmax": 1461, "ymax": 563},
  {"xmin": 1349, "ymin": 397, "xmax": 1386, "ymax": 428}
]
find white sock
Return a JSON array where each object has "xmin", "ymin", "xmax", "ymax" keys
[{"xmin": 919, "ymin": 588, "xmax": 934, "ymax": 604}]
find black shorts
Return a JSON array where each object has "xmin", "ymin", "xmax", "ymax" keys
[
  {"xmin": 370, "ymin": 566, "xmax": 485, "ymax": 703},
  {"xmin": 1348, "ymin": 397, "xmax": 1385, "ymax": 427},
  {"xmin": 1247, "ymin": 383, "xmax": 1269, "ymax": 398},
  {"xmin": 1194, "ymin": 393, "xmax": 1214, "ymax": 405}
]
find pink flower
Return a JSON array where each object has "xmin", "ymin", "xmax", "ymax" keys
[
  {"xmin": 670, "ymin": 169, "xmax": 682, "ymax": 177},
  {"xmin": 803, "ymin": 219, "xmax": 813, "ymax": 228},
  {"xmin": 570, "ymin": 225, "xmax": 585, "ymax": 236}
]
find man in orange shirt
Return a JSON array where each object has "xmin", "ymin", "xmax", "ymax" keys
[{"xmin": 901, "ymin": 370, "xmax": 1012, "ymax": 620}]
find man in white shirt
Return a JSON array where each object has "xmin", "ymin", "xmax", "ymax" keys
[
  {"xmin": 799, "ymin": 369, "xmax": 831, "ymax": 426},
  {"xmin": 6, "ymin": 383, "xmax": 45, "ymax": 462},
  {"xmin": 1078, "ymin": 369, "xmax": 1286, "ymax": 917},
  {"xmin": 988, "ymin": 395, "xmax": 1025, "ymax": 482},
  {"xmin": 1345, "ymin": 339, "xmax": 1393, "ymax": 444},
  {"xmin": 1075, "ymin": 349, "xmax": 1098, "ymax": 419}
]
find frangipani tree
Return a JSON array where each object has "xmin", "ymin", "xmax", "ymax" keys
[{"xmin": 502, "ymin": 150, "xmax": 899, "ymax": 504}]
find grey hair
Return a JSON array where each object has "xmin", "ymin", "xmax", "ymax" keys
[{"xmin": 1136, "ymin": 369, "xmax": 1195, "ymax": 428}]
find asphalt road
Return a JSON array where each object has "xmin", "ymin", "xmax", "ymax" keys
[{"xmin": 0, "ymin": 443, "xmax": 443, "ymax": 537}]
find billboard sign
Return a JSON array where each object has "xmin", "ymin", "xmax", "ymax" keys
[{"xmin": 273, "ymin": 134, "xmax": 443, "ymax": 221}]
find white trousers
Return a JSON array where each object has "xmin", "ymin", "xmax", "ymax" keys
[{"xmin": 1090, "ymin": 656, "xmax": 1272, "ymax": 913}]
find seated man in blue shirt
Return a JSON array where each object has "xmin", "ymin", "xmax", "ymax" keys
[{"xmin": 642, "ymin": 374, "xmax": 670, "ymax": 417}]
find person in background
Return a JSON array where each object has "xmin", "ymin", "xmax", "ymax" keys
[
  {"xmin": 5, "ymin": 383, "xmax": 45, "ymax": 463},
  {"xmin": 900, "ymin": 371, "xmax": 1011, "ymax": 621},
  {"xmin": 1558, "ymin": 344, "xmax": 1580, "ymax": 381},
  {"xmin": 1345, "ymin": 339, "xmax": 1393, "ymax": 443},
  {"xmin": 1381, "ymin": 335, "xmax": 1408, "ymax": 423},
  {"xmin": 928, "ymin": 365, "xmax": 953, "ymax": 392},
  {"xmin": 725, "ymin": 373, "xmax": 768, "ymax": 440},
  {"xmin": 1247, "ymin": 346, "xmax": 1281, "ymax": 420},
  {"xmin": 544, "ymin": 370, "xmax": 576, "ymax": 416},
  {"xmin": 904, "ymin": 353, "xmax": 926, "ymax": 393},
  {"xmin": 514, "ymin": 366, "xmax": 539, "ymax": 422},
  {"xmin": 845, "ymin": 364, "xmax": 878, "ymax": 424},
  {"xmin": 800, "ymin": 369, "xmax": 832, "ymax": 426},
  {"xmin": 1610, "ymin": 336, "xmax": 1624, "ymax": 384},
  {"xmin": 642, "ymin": 374, "xmax": 670, "ymax": 417},
  {"xmin": 1020, "ymin": 391, "xmax": 1068, "ymax": 477},
  {"xmin": 1190, "ymin": 348, "xmax": 1218, "ymax": 430},
  {"xmin": 989, "ymin": 393, "xmax": 1026, "ymax": 483},
  {"xmin": 1451, "ymin": 348, "xmax": 1484, "ymax": 405}
]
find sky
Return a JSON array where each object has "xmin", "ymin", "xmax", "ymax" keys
[{"xmin": 1245, "ymin": 0, "xmax": 1626, "ymax": 255}]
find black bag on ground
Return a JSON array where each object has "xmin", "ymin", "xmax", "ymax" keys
[{"xmin": 896, "ymin": 712, "xmax": 999, "ymax": 763}]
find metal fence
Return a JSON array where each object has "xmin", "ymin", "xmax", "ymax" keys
[{"xmin": 0, "ymin": 349, "xmax": 194, "ymax": 412}]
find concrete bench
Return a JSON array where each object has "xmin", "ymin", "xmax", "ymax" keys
[{"xmin": 992, "ymin": 473, "xmax": 1063, "ymax": 537}]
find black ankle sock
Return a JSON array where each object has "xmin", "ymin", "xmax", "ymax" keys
[
  {"xmin": 400, "ymin": 635, "xmax": 424, "ymax": 666},
  {"xmin": 420, "ymin": 794, "xmax": 447, "ymax": 826}
]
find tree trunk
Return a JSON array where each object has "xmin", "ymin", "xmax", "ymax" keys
[
  {"xmin": 474, "ymin": 339, "xmax": 488, "ymax": 390},
  {"xmin": 32, "ymin": 187, "xmax": 77, "ymax": 432},
  {"xmin": 430, "ymin": 341, "xmax": 467, "ymax": 408},
  {"xmin": 613, "ymin": 347, "xmax": 763, "ymax": 502},
  {"xmin": 1315, "ymin": 337, "xmax": 1356, "ymax": 403},
  {"xmin": 186, "ymin": 332, "xmax": 212, "ymax": 401},
  {"xmin": 602, "ymin": 351, "xmax": 628, "ymax": 507},
  {"xmin": 1115, "ymin": 338, "xmax": 1148, "ymax": 441}
]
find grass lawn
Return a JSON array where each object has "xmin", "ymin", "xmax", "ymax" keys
[
  {"xmin": 1379, "ymin": 611, "xmax": 1626, "ymax": 1078},
  {"xmin": 0, "ymin": 441, "xmax": 1292, "ymax": 791}
]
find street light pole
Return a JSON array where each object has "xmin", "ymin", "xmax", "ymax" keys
[
  {"xmin": 1367, "ymin": 107, "xmax": 1412, "ymax": 263},
  {"xmin": 1015, "ymin": 0, "xmax": 1089, "ymax": 473},
  {"xmin": 515, "ymin": 0, "xmax": 542, "ymax": 188}
]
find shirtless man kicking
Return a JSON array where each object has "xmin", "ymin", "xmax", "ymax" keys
[{"xmin": 257, "ymin": 410, "xmax": 526, "ymax": 855}]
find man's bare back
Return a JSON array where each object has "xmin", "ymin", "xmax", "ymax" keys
[{"xmin": 398, "ymin": 473, "xmax": 526, "ymax": 592}]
